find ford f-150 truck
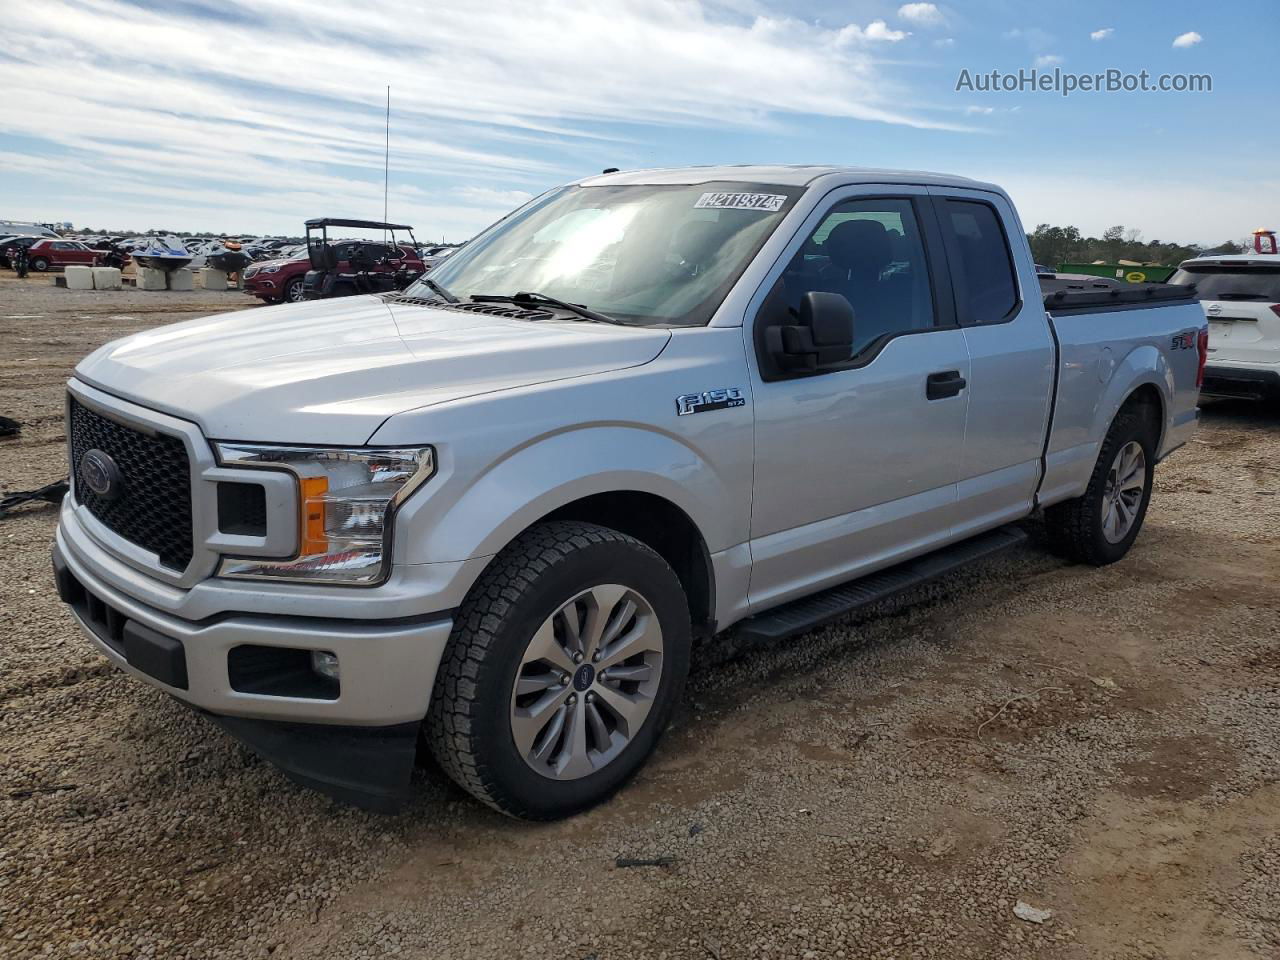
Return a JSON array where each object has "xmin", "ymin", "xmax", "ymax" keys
[{"xmin": 53, "ymin": 166, "xmax": 1207, "ymax": 819}]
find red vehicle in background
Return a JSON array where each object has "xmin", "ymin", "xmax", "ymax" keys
[
  {"xmin": 26, "ymin": 239, "xmax": 101, "ymax": 272},
  {"xmin": 243, "ymin": 219, "xmax": 424, "ymax": 304}
]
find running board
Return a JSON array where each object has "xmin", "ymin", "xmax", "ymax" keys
[{"xmin": 733, "ymin": 526, "xmax": 1028, "ymax": 643}]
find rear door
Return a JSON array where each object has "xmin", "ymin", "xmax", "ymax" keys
[
  {"xmin": 926, "ymin": 188, "xmax": 1055, "ymax": 537},
  {"xmin": 746, "ymin": 187, "xmax": 970, "ymax": 611},
  {"xmin": 1168, "ymin": 260, "xmax": 1280, "ymax": 366}
]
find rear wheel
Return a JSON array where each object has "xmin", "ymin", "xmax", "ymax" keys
[
  {"xmin": 30, "ymin": 257, "xmax": 49, "ymax": 272},
  {"xmin": 1045, "ymin": 410, "xmax": 1156, "ymax": 565},
  {"xmin": 427, "ymin": 521, "xmax": 690, "ymax": 819}
]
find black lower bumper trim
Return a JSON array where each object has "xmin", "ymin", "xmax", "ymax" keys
[
  {"xmin": 55, "ymin": 550, "xmax": 189, "ymax": 689},
  {"xmin": 1201, "ymin": 365, "xmax": 1280, "ymax": 401},
  {"xmin": 199, "ymin": 709, "xmax": 419, "ymax": 813}
]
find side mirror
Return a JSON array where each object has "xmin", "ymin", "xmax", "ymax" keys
[{"xmin": 766, "ymin": 291, "xmax": 855, "ymax": 372}]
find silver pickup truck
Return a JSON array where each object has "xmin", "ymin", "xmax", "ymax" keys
[{"xmin": 53, "ymin": 165, "xmax": 1207, "ymax": 819}]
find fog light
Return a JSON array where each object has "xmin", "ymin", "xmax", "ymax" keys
[{"xmin": 310, "ymin": 650, "xmax": 340, "ymax": 681}]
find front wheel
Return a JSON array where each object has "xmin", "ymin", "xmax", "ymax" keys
[
  {"xmin": 284, "ymin": 276, "xmax": 306, "ymax": 303},
  {"xmin": 1045, "ymin": 410, "xmax": 1156, "ymax": 565},
  {"xmin": 30, "ymin": 257, "xmax": 49, "ymax": 272},
  {"xmin": 427, "ymin": 521, "xmax": 691, "ymax": 819}
]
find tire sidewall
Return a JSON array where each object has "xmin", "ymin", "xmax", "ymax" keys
[
  {"xmin": 31, "ymin": 257, "xmax": 49, "ymax": 272},
  {"xmin": 1088, "ymin": 416, "xmax": 1156, "ymax": 563},
  {"xmin": 464, "ymin": 539, "xmax": 690, "ymax": 819}
]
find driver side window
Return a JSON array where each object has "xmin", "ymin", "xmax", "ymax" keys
[{"xmin": 771, "ymin": 198, "xmax": 936, "ymax": 358}]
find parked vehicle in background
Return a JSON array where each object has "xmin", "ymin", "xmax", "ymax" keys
[
  {"xmin": 298, "ymin": 218, "xmax": 424, "ymax": 300},
  {"xmin": 1170, "ymin": 252, "xmax": 1280, "ymax": 400},
  {"xmin": 242, "ymin": 249, "xmax": 312, "ymax": 302},
  {"xmin": 53, "ymin": 165, "xmax": 1205, "ymax": 820},
  {"xmin": 0, "ymin": 235, "xmax": 40, "ymax": 268},
  {"xmin": 0, "ymin": 219, "xmax": 58, "ymax": 238},
  {"xmin": 26, "ymin": 238, "xmax": 101, "ymax": 272},
  {"xmin": 420, "ymin": 244, "xmax": 461, "ymax": 270}
]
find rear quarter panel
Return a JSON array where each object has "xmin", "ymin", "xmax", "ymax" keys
[{"xmin": 1040, "ymin": 301, "xmax": 1204, "ymax": 505}]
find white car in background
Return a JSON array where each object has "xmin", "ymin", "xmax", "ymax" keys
[{"xmin": 1170, "ymin": 253, "xmax": 1280, "ymax": 401}]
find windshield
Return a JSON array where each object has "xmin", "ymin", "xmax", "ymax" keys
[
  {"xmin": 1169, "ymin": 263, "xmax": 1280, "ymax": 301},
  {"xmin": 407, "ymin": 182, "xmax": 803, "ymax": 326}
]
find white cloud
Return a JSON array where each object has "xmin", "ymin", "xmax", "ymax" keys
[
  {"xmin": 1034, "ymin": 54, "xmax": 1064, "ymax": 68},
  {"xmin": 898, "ymin": 3, "xmax": 943, "ymax": 26},
  {"xmin": 0, "ymin": 0, "xmax": 968, "ymax": 235},
  {"xmin": 1004, "ymin": 27, "xmax": 1054, "ymax": 51},
  {"xmin": 864, "ymin": 20, "xmax": 910, "ymax": 42},
  {"xmin": 964, "ymin": 106, "xmax": 995, "ymax": 115},
  {"xmin": 1172, "ymin": 31, "xmax": 1202, "ymax": 48},
  {"xmin": 934, "ymin": 37, "xmax": 956, "ymax": 48},
  {"xmin": 1090, "ymin": 28, "xmax": 1113, "ymax": 41}
]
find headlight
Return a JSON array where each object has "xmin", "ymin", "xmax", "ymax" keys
[
  {"xmin": 214, "ymin": 444, "xmax": 435, "ymax": 585},
  {"xmin": 263, "ymin": 263, "xmax": 281, "ymax": 274}
]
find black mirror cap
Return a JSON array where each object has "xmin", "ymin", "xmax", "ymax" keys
[{"xmin": 799, "ymin": 291, "xmax": 855, "ymax": 366}]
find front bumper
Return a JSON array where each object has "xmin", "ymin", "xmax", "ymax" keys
[
  {"xmin": 54, "ymin": 532, "xmax": 453, "ymax": 727},
  {"xmin": 1201, "ymin": 363, "xmax": 1280, "ymax": 401},
  {"xmin": 243, "ymin": 275, "xmax": 278, "ymax": 299},
  {"xmin": 53, "ymin": 529, "xmax": 454, "ymax": 810}
]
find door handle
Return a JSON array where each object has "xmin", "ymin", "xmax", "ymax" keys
[{"xmin": 926, "ymin": 370, "xmax": 966, "ymax": 400}]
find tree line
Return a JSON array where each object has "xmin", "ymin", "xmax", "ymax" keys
[{"xmin": 1027, "ymin": 224, "xmax": 1246, "ymax": 269}]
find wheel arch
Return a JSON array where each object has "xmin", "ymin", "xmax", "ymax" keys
[
  {"xmin": 538, "ymin": 491, "xmax": 716, "ymax": 637},
  {"xmin": 1096, "ymin": 345, "xmax": 1172, "ymax": 458}
]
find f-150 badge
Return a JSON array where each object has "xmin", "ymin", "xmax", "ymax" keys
[{"xmin": 676, "ymin": 387, "xmax": 746, "ymax": 416}]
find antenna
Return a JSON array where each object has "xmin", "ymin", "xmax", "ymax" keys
[{"xmin": 383, "ymin": 86, "xmax": 391, "ymax": 244}]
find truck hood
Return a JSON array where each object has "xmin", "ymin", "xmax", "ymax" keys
[{"xmin": 74, "ymin": 295, "xmax": 671, "ymax": 444}]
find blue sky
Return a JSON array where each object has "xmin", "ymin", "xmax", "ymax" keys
[{"xmin": 1, "ymin": 0, "xmax": 1274, "ymax": 245}]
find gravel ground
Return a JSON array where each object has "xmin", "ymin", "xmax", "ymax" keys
[{"xmin": 1, "ymin": 274, "xmax": 1278, "ymax": 959}]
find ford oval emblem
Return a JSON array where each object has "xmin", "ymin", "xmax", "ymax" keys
[{"xmin": 81, "ymin": 448, "xmax": 122, "ymax": 500}]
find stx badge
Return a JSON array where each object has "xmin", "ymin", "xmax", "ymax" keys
[{"xmin": 676, "ymin": 387, "xmax": 746, "ymax": 416}]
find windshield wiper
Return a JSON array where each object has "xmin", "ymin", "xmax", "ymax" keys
[
  {"xmin": 421, "ymin": 278, "xmax": 459, "ymax": 303},
  {"xmin": 470, "ymin": 291, "xmax": 626, "ymax": 325}
]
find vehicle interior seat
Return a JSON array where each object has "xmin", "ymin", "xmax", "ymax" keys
[
  {"xmin": 671, "ymin": 220, "xmax": 726, "ymax": 276},
  {"xmin": 818, "ymin": 219, "xmax": 915, "ymax": 353}
]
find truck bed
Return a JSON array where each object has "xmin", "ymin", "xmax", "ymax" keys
[
  {"xmin": 1040, "ymin": 279, "xmax": 1197, "ymax": 314},
  {"xmin": 1037, "ymin": 286, "xmax": 1205, "ymax": 509}
]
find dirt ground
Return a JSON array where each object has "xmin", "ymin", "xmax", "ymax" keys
[{"xmin": 1, "ymin": 273, "xmax": 1278, "ymax": 960}]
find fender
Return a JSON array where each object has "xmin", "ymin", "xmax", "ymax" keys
[
  {"xmin": 1040, "ymin": 342, "xmax": 1170, "ymax": 505},
  {"xmin": 389, "ymin": 424, "xmax": 745, "ymax": 567},
  {"xmin": 1092, "ymin": 343, "xmax": 1171, "ymax": 453}
]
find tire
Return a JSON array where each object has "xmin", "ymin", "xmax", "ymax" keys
[
  {"xmin": 30, "ymin": 257, "xmax": 49, "ymax": 272},
  {"xmin": 427, "ymin": 521, "xmax": 691, "ymax": 819},
  {"xmin": 1045, "ymin": 410, "xmax": 1156, "ymax": 566},
  {"xmin": 284, "ymin": 276, "xmax": 306, "ymax": 303}
]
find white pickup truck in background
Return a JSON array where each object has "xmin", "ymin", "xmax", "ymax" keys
[{"xmin": 53, "ymin": 165, "xmax": 1206, "ymax": 819}]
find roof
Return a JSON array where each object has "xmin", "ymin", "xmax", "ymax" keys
[
  {"xmin": 577, "ymin": 163, "xmax": 996, "ymax": 192},
  {"xmin": 304, "ymin": 218, "xmax": 414, "ymax": 231},
  {"xmin": 1180, "ymin": 253, "xmax": 1280, "ymax": 267}
]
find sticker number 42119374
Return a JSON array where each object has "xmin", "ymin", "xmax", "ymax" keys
[{"xmin": 693, "ymin": 192, "xmax": 787, "ymax": 212}]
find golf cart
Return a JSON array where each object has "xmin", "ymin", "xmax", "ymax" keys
[{"xmin": 301, "ymin": 218, "xmax": 425, "ymax": 300}]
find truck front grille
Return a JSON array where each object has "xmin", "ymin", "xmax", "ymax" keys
[{"xmin": 69, "ymin": 396, "xmax": 194, "ymax": 570}]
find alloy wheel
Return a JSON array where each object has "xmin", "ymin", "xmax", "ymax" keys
[
  {"xmin": 509, "ymin": 584, "xmax": 664, "ymax": 780},
  {"xmin": 1101, "ymin": 440, "xmax": 1146, "ymax": 543}
]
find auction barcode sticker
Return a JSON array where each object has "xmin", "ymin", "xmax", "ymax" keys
[{"xmin": 694, "ymin": 192, "xmax": 788, "ymax": 212}]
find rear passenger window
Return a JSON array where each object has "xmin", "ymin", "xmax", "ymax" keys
[
  {"xmin": 769, "ymin": 198, "xmax": 936, "ymax": 358},
  {"xmin": 940, "ymin": 200, "xmax": 1019, "ymax": 324}
]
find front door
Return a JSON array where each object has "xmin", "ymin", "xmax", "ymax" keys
[{"xmin": 747, "ymin": 189, "xmax": 970, "ymax": 611}]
